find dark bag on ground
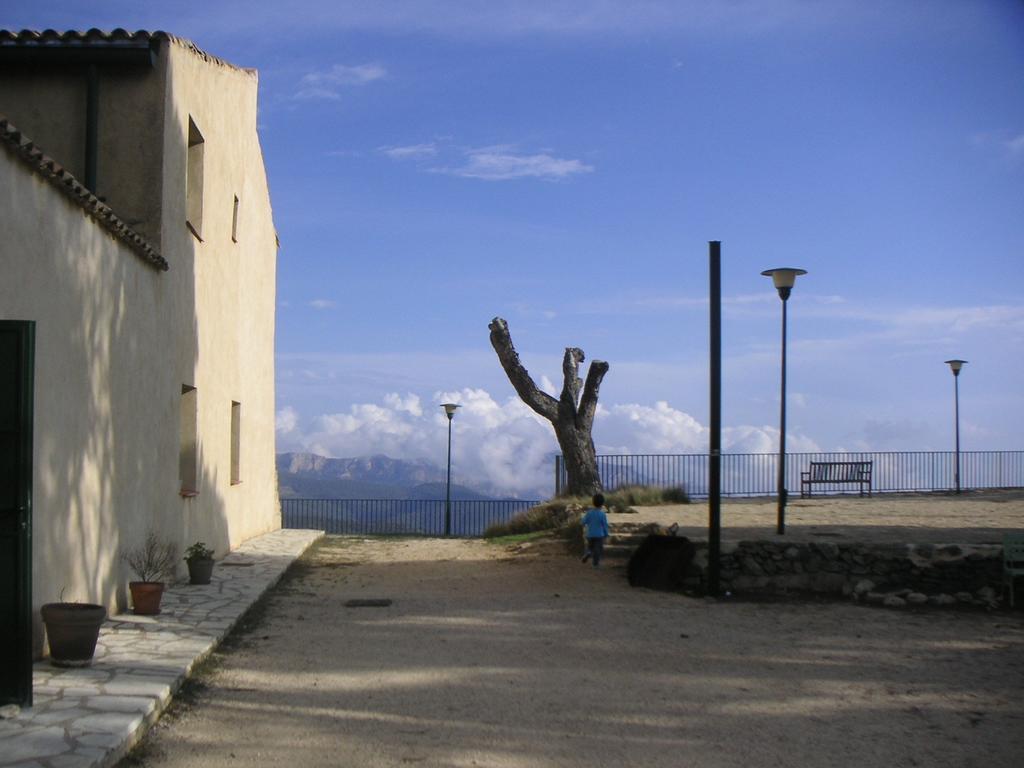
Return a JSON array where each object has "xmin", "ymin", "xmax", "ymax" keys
[{"xmin": 627, "ymin": 535, "xmax": 697, "ymax": 591}]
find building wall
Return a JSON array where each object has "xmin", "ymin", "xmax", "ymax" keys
[
  {"xmin": 0, "ymin": 35, "xmax": 279, "ymax": 656},
  {"xmin": 0, "ymin": 52, "xmax": 168, "ymax": 245},
  {"xmin": 0, "ymin": 148, "xmax": 170, "ymax": 653},
  {"xmin": 159, "ymin": 40, "xmax": 280, "ymax": 553}
]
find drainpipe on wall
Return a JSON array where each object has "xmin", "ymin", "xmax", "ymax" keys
[{"xmin": 84, "ymin": 63, "xmax": 99, "ymax": 193}]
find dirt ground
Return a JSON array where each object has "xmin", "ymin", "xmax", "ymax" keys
[
  {"xmin": 120, "ymin": 494, "xmax": 1024, "ymax": 768},
  {"xmin": 625, "ymin": 488, "xmax": 1024, "ymax": 544}
]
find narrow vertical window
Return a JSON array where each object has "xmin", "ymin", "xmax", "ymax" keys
[
  {"xmin": 186, "ymin": 117, "xmax": 205, "ymax": 239},
  {"xmin": 230, "ymin": 401, "xmax": 241, "ymax": 485},
  {"xmin": 180, "ymin": 385, "xmax": 198, "ymax": 494},
  {"xmin": 231, "ymin": 195, "xmax": 240, "ymax": 242}
]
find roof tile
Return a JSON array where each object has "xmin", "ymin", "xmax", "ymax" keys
[{"xmin": 0, "ymin": 116, "xmax": 168, "ymax": 271}]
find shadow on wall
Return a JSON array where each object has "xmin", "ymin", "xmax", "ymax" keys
[{"xmin": 28, "ymin": 88, "xmax": 231, "ymax": 656}]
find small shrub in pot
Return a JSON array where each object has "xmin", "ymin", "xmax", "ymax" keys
[
  {"xmin": 122, "ymin": 532, "xmax": 177, "ymax": 615},
  {"xmin": 184, "ymin": 541, "xmax": 216, "ymax": 585}
]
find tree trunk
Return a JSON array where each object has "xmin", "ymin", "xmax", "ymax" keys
[{"xmin": 488, "ymin": 317, "xmax": 609, "ymax": 497}]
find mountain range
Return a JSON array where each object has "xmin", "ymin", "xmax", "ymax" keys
[{"xmin": 276, "ymin": 452, "xmax": 499, "ymax": 500}]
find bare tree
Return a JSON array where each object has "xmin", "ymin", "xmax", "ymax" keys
[{"xmin": 488, "ymin": 317, "xmax": 609, "ymax": 497}]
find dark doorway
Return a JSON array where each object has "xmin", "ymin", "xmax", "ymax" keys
[{"xmin": 0, "ymin": 320, "xmax": 34, "ymax": 706}]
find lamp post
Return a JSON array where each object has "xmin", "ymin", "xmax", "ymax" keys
[
  {"xmin": 761, "ymin": 267, "xmax": 807, "ymax": 535},
  {"xmin": 944, "ymin": 360, "xmax": 967, "ymax": 494},
  {"xmin": 441, "ymin": 403, "xmax": 460, "ymax": 535}
]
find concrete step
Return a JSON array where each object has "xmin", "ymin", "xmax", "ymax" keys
[{"xmin": 603, "ymin": 545, "xmax": 634, "ymax": 560}]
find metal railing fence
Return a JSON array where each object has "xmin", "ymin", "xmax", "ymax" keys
[
  {"xmin": 281, "ymin": 498, "xmax": 541, "ymax": 538},
  {"xmin": 555, "ymin": 451, "xmax": 1024, "ymax": 498}
]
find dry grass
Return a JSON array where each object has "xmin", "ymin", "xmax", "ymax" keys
[{"xmin": 483, "ymin": 485, "xmax": 689, "ymax": 541}]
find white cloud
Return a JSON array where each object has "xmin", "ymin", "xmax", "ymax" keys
[
  {"xmin": 276, "ymin": 390, "xmax": 820, "ymax": 497},
  {"xmin": 595, "ymin": 401, "xmax": 819, "ymax": 455},
  {"xmin": 308, "ymin": 299, "xmax": 335, "ymax": 309},
  {"xmin": 380, "ymin": 143, "xmax": 438, "ymax": 159},
  {"xmin": 441, "ymin": 146, "xmax": 594, "ymax": 181},
  {"xmin": 382, "ymin": 392, "xmax": 424, "ymax": 416},
  {"xmin": 295, "ymin": 63, "xmax": 387, "ymax": 100},
  {"xmin": 276, "ymin": 406, "xmax": 300, "ymax": 434},
  {"xmin": 375, "ymin": 140, "xmax": 593, "ymax": 181},
  {"xmin": 971, "ymin": 130, "xmax": 1024, "ymax": 161},
  {"xmin": 280, "ymin": 388, "xmax": 557, "ymax": 497}
]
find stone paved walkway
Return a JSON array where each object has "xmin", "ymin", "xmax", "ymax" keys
[{"xmin": 0, "ymin": 528, "xmax": 323, "ymax": 768}]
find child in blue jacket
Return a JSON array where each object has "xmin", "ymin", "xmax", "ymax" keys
[{"xmin": 581, "ymin": 493, "xmax": 609, "ymax": 568}]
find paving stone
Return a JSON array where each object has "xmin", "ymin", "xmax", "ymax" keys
[
  {"xmin": 2, "ymin": 529, "xmax": 322, "ymax": 768},
  {"xmin": 76, "ymin": 726, "xmax": 137, "ymax": 748},
  {"xmin": 83, "ymin": 696, "xmax": 156, "ymax": 714},
  {"xmin": 19, "ymin": 707, "xmax": 89, "ymax": 725},
  {"xmin": 100, "ymin": 679, "xmax": 171, "ymax": 699},
  {"xmin": 48, "ymin": 755, "xmax": 92, "ymax": 768},
  {"xmin": 59, "ymin": 687, "xmax": 103, "ymax": 698},
  {"xmin": 0, "ymin": 725, "xmax": 69, "ymax": 762}
]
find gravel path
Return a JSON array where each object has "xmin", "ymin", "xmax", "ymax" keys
[{"xmin": 118, "ymin": 533, "xmax": 1024, "ymax": 768}]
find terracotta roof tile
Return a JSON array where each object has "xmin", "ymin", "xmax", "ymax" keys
[
  {"xmin": 0, "ymin": 116, "xmax": 169, "ymax": 271},
  {"xmin": 0, "ymin": 28, "xmax": 166, "ymax": 44},
  {"xmin": 0, "ymin": 28, "xmax": 250, "ymax": 73}
]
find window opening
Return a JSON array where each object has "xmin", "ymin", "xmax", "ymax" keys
[
  {"xmin": 180, "ymin": 385, "xmax": 198, "ymax": 494},
  {"xmin": 186, "ymin": 117, "xmax": 205, "ymax": 239},
  {"xmin": 230, "ymin": 401, "xmax": 241, "ymax": 485}
]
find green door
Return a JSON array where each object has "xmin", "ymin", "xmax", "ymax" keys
[{"xmin": 0, "ymin": 321, "xmax": 34, "ymax": 706}]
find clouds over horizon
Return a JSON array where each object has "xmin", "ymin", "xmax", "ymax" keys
[{"xmin": 276, "ymin": 389, "xmax": 820, "ymax": 497}]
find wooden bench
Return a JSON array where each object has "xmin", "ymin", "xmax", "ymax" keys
[{"xmin": 800, "ymin": 461, "xmax": 873, "ymax": 498}]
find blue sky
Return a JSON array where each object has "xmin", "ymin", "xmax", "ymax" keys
[{"xmin": 8, "ymin": 1, "xmax": 1023, "ymax": 496}]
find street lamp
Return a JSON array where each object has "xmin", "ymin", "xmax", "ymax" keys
[
  {"xmin": 762, "ymin": 267, "xmax": 807, "ymax": 535},
  {"xmin": 440, "ymin": 403, "xmax": 460, "ymax": 535},
  {"xmin": 944, "ymin": 360, "xmax": 967, "ymax": 494}
]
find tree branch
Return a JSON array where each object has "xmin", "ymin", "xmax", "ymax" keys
[
  {"xmin": 488, "ymin": 317, "xmax": 559, "ymax": 422},
  {"xmin": 578, "ymin": 359, "xmax": 609, "ymax": 433},
  {"xmin": 560, "ymin": 347, "xmax": 584, "ymax": 411}
]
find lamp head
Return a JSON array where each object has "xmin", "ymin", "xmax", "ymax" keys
[
  {"xmin": 441, "ymin": 403, "xmax": 460, "ymax": 419},
  {"xmin": 944, "ymin": 359, "xmax": 967, "ymax": 376},
  {"xmin": 761, "ymin": 267, "xmax": 807, "ymax": 301}
]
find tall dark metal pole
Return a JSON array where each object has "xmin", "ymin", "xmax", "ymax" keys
[
  {"xmin": 777, "ymin": 293, "xmax": 789, "ymax": 534},
  {"xmin": 445, "ymin": 415, "xmax": 453, "ymax": 536},
  {"xmin": 763, "ymin": 268, "xmax": 804, "ymax": 535},
  {"xmin": 953, "ymin": 372, "xmax": 961, "ymax": 495},
  {"xmin": 708, "ymin": 241, "xmax": 722, "ymax": 595},
  {"xmin": 441, "ymin": 403, "xmax": 459, "ymax": 536},
  {"xmin": 944, "ymin": 360, "xmax": 966, "ymax": 495}
]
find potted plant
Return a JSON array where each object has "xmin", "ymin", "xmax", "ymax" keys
[
  {"xmin": 122, "ymin": 532, "xmax": 177, "ymax": 615},
  {"xmin": 184, "ymin": 541, "xmax": 216, "ymax": 585},
  {"xmin": 40, "ymin": 591, "xmax": 106, "ymax": 667}
]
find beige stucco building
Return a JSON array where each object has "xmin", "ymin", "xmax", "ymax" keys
[{"xmin": 0, "ymin": 30, "xmax": 280, "ymax": 660}]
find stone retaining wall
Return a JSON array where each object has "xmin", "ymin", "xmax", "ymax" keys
[{"xmin": 689, "ymin": 539, "xmax": 1005, "ymax": 607}]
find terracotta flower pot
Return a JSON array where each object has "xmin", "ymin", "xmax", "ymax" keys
[
  {"xmin": 41, "ymin": 602, "xmax": 106, "ymax": 667},
  {"xmin": 186, "ymin": 557, "xmax": 215, "ymax": 585},
  {"xmin": 129, "ymin": 581, "xmax": 165, "ymax": 615}
]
